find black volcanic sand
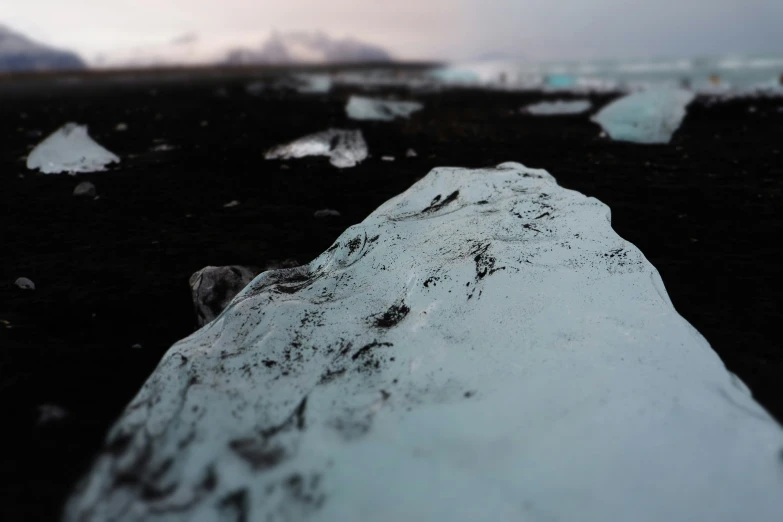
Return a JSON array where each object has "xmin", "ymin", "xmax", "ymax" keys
[{"xmin": 1, "ymin": 70, "xmax": 782, "ymax": 520}]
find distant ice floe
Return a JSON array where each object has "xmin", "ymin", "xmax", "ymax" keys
[
  {"xmin": 429, "ymin": 60, "xmax": 537, "ymax": 89},
  {"xmin": 27, "ymin": 123, "xmax": 120, "ymax": 174},
  {"xmin": 345, "ymin": 95, "xmax": 423, "ymax": 121},
  {"xmin": 265, "ymin": 129, "xmax": 368, "ymax": 168},
  {"xmin": 524, "ymin": 99, "xmax": 592, "ymax": 115},
  {"xmin": 247, "ymin": 74, "xmax": 332, "ymax": 95},
  {"xmin": 591, "ymin": 88, "xmax": 695, "ymax": 144},
  {"xmin": 65, "ymin": 161, "xmax": 783, "ymax": 522}
]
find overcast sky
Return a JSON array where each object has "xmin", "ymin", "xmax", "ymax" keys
[{"xmin": 5, "ymin": 0, "xmax": 783, "ymax": 61}]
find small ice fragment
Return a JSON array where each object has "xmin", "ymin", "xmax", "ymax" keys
[
  {"xmin": 265, "ymin": 129, "xmax": 368, "ymax": 169},
  {"xmin": 115, "ymin": 123, "xmax": 128, "ymax": 131},
  {"xmin": 525, "ymin": 99, "xmax": 592, "ymax": 115},
  {"xmin": 544, "ymin": 74, "xmax": 577, "ymax": 89},
  {"xmin": 346, "ymin": 96, "xmax": 423, "ymax": 121},
  {"xmin": 748, "ymin": 106, "xmax": 757, "ymax": 113},
  {"xmin": 37, "ymin": 404, "xmax": 68, "ymax": 425},
  {"xmin": 294, "ymin": 74, "xmax": 332, "ymax": 94},
  {"xmin": 131, "ymin": 344, "xmax": 143, "ymax": 349},
  {"xmin": 15, "ymin": 277, "xmax": 35, "ymax": 290},
  {"xmin": 591, "ymin": 88, "xmax": 696, "ymax": 144},
  {"xmin": 223, "ymin": 200, "xmax": 240, "ymax": 208},
  {"xmin": 381, "ymin": 156, "xmax": 395, "ymax": 162},
  {"xmin": 200, "ymin": 121, "xmax": 209, "ymax": 127},
  {"xmin": 314, "ymin": 209, "xmax": 341, "ymax": 218},
  {"xmin": 406, "ymin": 148, "xmax": 418, "ymax": 158},
  {"xmin": 27, "ymin": 123, "xmax": 120, "ymax": 174},
  {"xmin": 73, "ymin": 181, "xmax": 96, "ymax": 197},
  {"xmin": 151, "ymin": 144, "xmax": 175, "ymax": 152}
]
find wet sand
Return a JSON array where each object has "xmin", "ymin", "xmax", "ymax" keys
[{"xmin": 1, "ymin": 69, "xmax": 781, "ymax": 520}]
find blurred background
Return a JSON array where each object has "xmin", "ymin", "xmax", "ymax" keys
[{"xmin": 2, "ymin": 0, "xmax": 783, "ymax": 89}]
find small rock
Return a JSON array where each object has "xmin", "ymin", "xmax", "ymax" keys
[
  {"xmin": 190, "ymin": 266, "xmax": 257, "ymax": 327},
  {"xmin": 406, "ymin": 149, "xmax": 418, "ymax": 158},
  {"xmin": 115, "ymin": 123, "xmax": 128, "ymax": 131},
  {"xmin": 73, "ymin": 181, "xmax": 96, "ymax": 197},
  {"xmin": 131, "ymin": 344, "xmax": 143, "ymax": 349},
  {"xmin": 223, "ymin": 200, "xmax": 240, "ymax": 208},
  {"xmin": 151, "ymin": 143, "xmax": 174, "ymax": 152},
  {"xmin": 200, "ymin": 121, "xmax": 209, "ymax": 127},
  {"xmin": 314, "ymin": 209, "xmax": 341, "ymax": 218},
  {"xmin": 15, "ymin": 277, "xmax": 35, "ymax": 290},
  {"xmin": 381, "ymin": 156, "xmax": 395, "ymax": 162},
  {"xmin": 37, "ymin": 404, "xmax": 68, "ymax": 425}
]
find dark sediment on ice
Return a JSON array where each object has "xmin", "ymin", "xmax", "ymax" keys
[{"xmin": 1, "ymin": 69, "xmax": 782, "ymax": 520}]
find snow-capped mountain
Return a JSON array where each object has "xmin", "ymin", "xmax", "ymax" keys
[
  {"xmin": 91, "ymin": 31, "xmax": 392, "ymax": 69},
  {"xmin": 0, "ymin": 25, "xmax": 85, "ymax": 72},
  {"xmin": 92, "ymin": 33, "xmax": 228, "ymax": 68},
  {"xmin": 225, "ymin": 31, "xmax": 393, "ymax": 65}
]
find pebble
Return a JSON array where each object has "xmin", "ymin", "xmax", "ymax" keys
[
  {"xmin": 15, "ymin": 277, "xmax": 35, "ymax": 290},
  {"xmin": 223, "ymin": 200, "xmax": 240, "ymax": 208},
  {"xmin": 314, "ymin": 209, "xmax": 341, "ymax": 218},
  {"xmin": 73, "ymin": 181, "xmax": 96, "ymax": 197}
]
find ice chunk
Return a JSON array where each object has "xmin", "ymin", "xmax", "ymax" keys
[
  {"xmin": 190, "ymin": 266, "xmax": 256, "ymax": 327},
  {"xmin": 345, "ymin": 96, "xmax": 423, "ymax": 121},
  {"xmin": 524, "ymin": 99, "xmax": 592, "ymax": 115},
  {"xmin": 591, "ymin": 88, "xmax": 696, "ymax": 144},
  {"xmin": 265, "ymin": 129, "xmax": 368, "ymax": 168},
  {"xmin": 65, "ymin": 162, "xmax": 783, "ymax": 522},
  {"xmin": 27, "ymin": 123, "xmax": 120, "ymax": 174}
]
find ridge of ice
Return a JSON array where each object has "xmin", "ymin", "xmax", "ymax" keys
[
  {"xmin": 345, "ymin": 96, "xmax": 423, "ymax": 121},
  {"xmin": 591, "ymin": 88, "xmax": 696, "ymax": 144},
  {"xmin": 26, "ymin": 123, "xmax": 120, "ymax": 174},
  {"xmin": 525, "ymin": 99, "xmax": 592, "ymax": 115},
  {"xmin": 265, "ymin": 129, "xmax": 368, "ymax": 168},
  {"xmin": 65, "ymin": 162, "xmax": 783, "ymax": 522}
]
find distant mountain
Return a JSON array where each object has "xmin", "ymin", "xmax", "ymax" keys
[
  {"xmin": 225, "ymin": 32, "xmax": 393, "ymax": 65},
  {"xmin": 0, "ymin": 25, "xmax": 85, "ymax": 72}
]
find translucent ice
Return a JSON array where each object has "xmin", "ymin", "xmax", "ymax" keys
[
  {"xmin": 27, "ymin": 123, "xmax": 119, "ymax": 174},
  {"xmin": 525, "ymin": 99, "xmax": 592, "ymax": 115},
  {"xmin": 345, "ymin": 96, "xmax": 423, "ymax": 121},
  {"xmin": 265, "ymin": 129, "xmax": 368, "ymax": 168},
  {"xmin": 65, "ymin": 162, "xmax": 783, "ymax": 522},
  {"xmin": 591, "ymin": 88, "xmax": 696, "ymax": 144}
]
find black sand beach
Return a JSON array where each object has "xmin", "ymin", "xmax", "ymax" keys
[{"xmin": 1, "ymin": 69, "xmax": 782, "ymax": 520}]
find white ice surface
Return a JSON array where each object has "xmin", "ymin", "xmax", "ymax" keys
[
  {"xmin": 345, "ymin": 96, "xmax": 423, "ymax": 121},
  {"xmin": 525, "ymin": 99, "xmax": 592, "ymax": 115},
  {"xmin": 591, "ymin": 88, "xmax": 695, "ymax": 144},
  {"xmin": 65, "ymin": 162, "xmax": 783, "ymax": 522},
  {"xmin": 265, "ymin": 129, "xmax": 368, "ymax": 169},
  {"xmin": 27, "ymin": 123, "xmax": 120, "ymax": 174}
]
